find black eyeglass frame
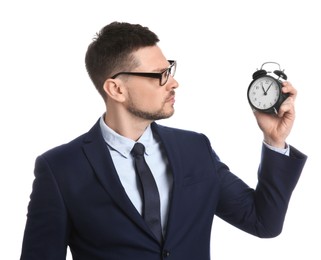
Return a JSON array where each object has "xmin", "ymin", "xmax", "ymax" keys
[{"xmin": 110, "ymin": 60, "xmax": 176, "ymax": 86}]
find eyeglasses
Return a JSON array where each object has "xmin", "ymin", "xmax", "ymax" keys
[{"xmin": 110, "ymin": 60, "xmax": 176, "ymax": 86}]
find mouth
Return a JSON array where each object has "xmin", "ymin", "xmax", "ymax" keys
[
  {"xmin": 166, "ymin": 91, "xmax": 175, "ymax": 103},
  {"xmin": 166, "ymin": 95, "xmax": 175, "ymax": 104}
]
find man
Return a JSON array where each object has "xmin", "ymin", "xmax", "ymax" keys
[{"xmin": 20, "ymin": 21, "xmax": 307, "ymax": 260}]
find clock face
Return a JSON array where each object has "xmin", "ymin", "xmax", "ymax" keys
[{"xmin": 248, "ymin": 76, "xmax": 280, "ymax": 110}]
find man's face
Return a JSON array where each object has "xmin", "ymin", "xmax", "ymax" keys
[{"xmin": 122, "ymin": 45, "xmax": 179, "ymax": 121}]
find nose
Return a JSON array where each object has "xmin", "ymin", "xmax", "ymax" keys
[{"xmin": 166, "ymin": 76, "xmax": 179, "ymax": 90}]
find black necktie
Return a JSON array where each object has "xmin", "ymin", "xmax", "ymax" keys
[{"xmin": 131, "ymin": 142, "xmax": 163, "ymax": 243}]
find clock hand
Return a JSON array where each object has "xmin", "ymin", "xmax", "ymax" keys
[
  {"xmin": 261, "ymin": 82, "xmax": 267, "ymax": 95},
  {"xmin": 265, "ymin": 81, "xmax": 273, "ymax": 93}
]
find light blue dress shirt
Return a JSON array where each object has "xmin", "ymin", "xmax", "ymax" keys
[
  {"xmin": 264, "ymin": 141, "xmax": 290, "ymax": 155},
  {"xmin": 99, "ymin": 116, "xmax": 173, "ymax": 233}
]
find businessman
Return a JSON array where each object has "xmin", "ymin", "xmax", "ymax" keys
[{"xmin": 20, "ymin": 21, "xmax": 307, "ymax": 260}]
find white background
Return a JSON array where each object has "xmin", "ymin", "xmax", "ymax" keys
[{"xmin": 1, "ymin": 0, "xmax": 320, "ymax": 259}]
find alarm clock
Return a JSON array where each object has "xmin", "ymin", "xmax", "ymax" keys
[{"xmin": 247, "ymin": 62, "xmax": 289, "ymax": 114}]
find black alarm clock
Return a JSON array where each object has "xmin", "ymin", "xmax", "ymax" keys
[{"xmin": 247, "ymin": 62, "xmax": 289, "ymax": 114}]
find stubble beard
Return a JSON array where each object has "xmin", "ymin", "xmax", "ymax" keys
[{"xmin": 126, "ymin": 97, "xmax": 175, "ymax": 121}]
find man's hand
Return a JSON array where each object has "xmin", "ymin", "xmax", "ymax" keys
[{"xmin": 253, "ymin": 81, "xmax": 297, "ymax": 148}]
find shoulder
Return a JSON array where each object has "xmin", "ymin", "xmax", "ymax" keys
[
  {"xmin": 39, "ymin": 119, "xmax": 102, "ymax": 160},
  {"xmin": 152, "ymin": 122, "xmax": 212, "ymax": 151},
  {"xmin": 152, "ymin": 122, "xmax": 206, "ymax": 139}
]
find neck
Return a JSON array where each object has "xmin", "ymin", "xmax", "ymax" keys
[{"xmin": 104, "ymin": 110, "xmax": 152, "ymax": 141}]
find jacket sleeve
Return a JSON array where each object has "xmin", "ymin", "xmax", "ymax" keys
[
  {"xmin": 215, "ymin": 144, "xmax": 307, "ymax": 238},
  {"xmin": 20, "ymin": 155, "xmax": 70, "ymax": 260}
]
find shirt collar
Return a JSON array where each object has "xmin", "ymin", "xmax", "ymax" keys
[{"xmin": 99, "ymin": 116, "xmax": 157, "ymax": 158}]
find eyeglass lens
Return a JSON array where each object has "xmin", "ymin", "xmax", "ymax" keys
[{"xmin": 161, "ymin": 62, "xmax": 176, "ymax": 86}]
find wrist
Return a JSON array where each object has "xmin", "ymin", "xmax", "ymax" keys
[{"xmin": 263, "ymin": 138, "xmax": 286, "ymax": 149}]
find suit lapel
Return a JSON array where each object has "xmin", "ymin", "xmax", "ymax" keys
[
  {"xmin": 82, "ymin": 120, "xmax": 154, "ymax": 239},
  {"xmin": 151, "ymin": 123, "xmax": 184, "ymax": 243}
]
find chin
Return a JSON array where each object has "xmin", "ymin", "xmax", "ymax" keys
[{"xmin": 161, "ymin": 110, "xmax": 175, "ymax": 120}]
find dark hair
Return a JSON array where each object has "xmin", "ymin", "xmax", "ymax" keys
[{"xmin": 85, "ymin": 21, "xmax": 160, "ymax": 100}]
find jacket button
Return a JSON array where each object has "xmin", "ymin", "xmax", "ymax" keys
[{"xmin": 163, "ymin": 250, "xmax": 170, "ymax": 257}]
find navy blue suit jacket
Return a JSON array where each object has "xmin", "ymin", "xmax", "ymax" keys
[{"xmin": 20, "ymin": 119, "xmax": 307, "ymax": 260}]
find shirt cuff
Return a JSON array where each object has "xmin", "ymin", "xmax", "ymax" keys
[{"xmin": 263, "ymin": 141, "xmax": 290, "ymax": 156}]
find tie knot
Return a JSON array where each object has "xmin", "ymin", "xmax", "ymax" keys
[{"xmin": 131, "ymin": 142, "xmax": 145, "ymax": 157}]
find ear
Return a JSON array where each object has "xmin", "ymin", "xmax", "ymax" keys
[{"xmin": 103, "ymin": 79, "xmax": 126, "ymax": 102}]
